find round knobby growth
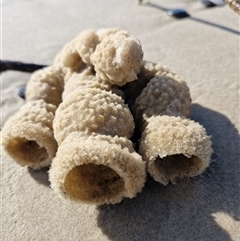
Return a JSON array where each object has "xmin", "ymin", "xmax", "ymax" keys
[
  {"xmin": 64, "ymin": 163, "xmax": 125, "ymax": 203},
  {"xmin": 5, "ymin": 137, "xmax": 49, "ymax": 166}
]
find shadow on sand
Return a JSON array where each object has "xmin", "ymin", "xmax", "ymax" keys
[
  {"xmin": 28, "ymin": 166, "xmax": 51, "ymax": 187},
  {"xmin": 97, "ymin": 104, "xmax": 240, "ymax": 241}
]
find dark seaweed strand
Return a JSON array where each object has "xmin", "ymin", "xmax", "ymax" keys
[{"xmin": 0, "ymin": 60, "xmax": 47, "ymax": 73}]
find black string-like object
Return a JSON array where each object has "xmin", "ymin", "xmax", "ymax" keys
[
  {"xmin": 0, "ymin": 60, "xmax": 47, "ymax": 99},
  {"xmin": 0, "ymin": 60, "xmax": 47, "ymax": 73}
]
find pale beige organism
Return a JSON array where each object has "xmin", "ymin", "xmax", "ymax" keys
[
  {"xmin": 50, "ymin": 133, "xmax": 145, "ymax": 205},
  {"xmin": 1, "ymin": 100, "xmax": 58, "ymax": 169},
  {"xmin": 54, "ymin": 28, "xmax": 143, "ymax": 85},
  {"xmin": 61, "ymin": 68, "xmax": 112, "ymax": 100},
  {"xmin": 90, "ymin": 31, "xmax": 143, "ymax": 86},
  {"xmin": 1, "ymin": 66, "xmax": 64, "ymax": 169},
  {"xmin": 1, "ymin": 28, "xmax": 144, "ymax": 173},
  {"xmin": 50, "ymin": 84, "xmax": 146, "ymax": 205},
  {"xmin": 49, "ymin": 29, "xmax": 146, "ymax": 205},
  {"xmin": 53, "ymin": 87, "xmax": 134, "ymax": 145},
  {"xmin": 128, "ymin": 61, "xmax": 212, "ymax": 185},
  {"xmin": 2, "ymin": 28, "xmax": 213, "ymax": 205},
  {"xmin": 26, "ymin": 66, "xmax": 64, "ymax": 106},
  {"xmin": 224, "ymin": 0, "xmax": 240, "ymax": 14}
]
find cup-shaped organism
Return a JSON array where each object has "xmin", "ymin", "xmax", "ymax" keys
[
  {"xmin": 132, "ymin": 62, "xmax": 212, "ymax": 184},
  {"xmin": 50, "ymin": 66, "xmax": 146, "ymax": 204},
  {"xmin": 139, "ymin": 115, "xmax": 212, "ymax": 185},
  {"xmin": 26, "ymin": 66, "xmax": 64, "ymax": 107},
  {"xmin": 49, "ymin": 133, "xmax": 145, "ymax": 205},
  {"xmin": 53, "ymin": 87, "xmax": 135, "ymax": 145},
  {"xmin": 2, "ymin": 100, "xmax": 57, "ymax": 169}
]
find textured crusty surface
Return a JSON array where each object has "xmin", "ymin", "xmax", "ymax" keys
[
  {"xmin": 1, "ymin": 100, "xmax": 57, "ymax": 169},
  {"xmin": 53, "ymin": 38, "xmax": 86, "ymax": 83},
  {"xmin": 26, "ymin": 66, "xmax": 64, "ymax": 106},
  {"xmin": 139, "ymin": 116, "xmax": 212, "ymax": 185},
  {"xmin": 53, "ymin": 28, "xmax": 144, "ymax": 86},
  {"xmin": 53, "ymin": 87, "xmax": 134, "ymax": 144},
  {"xmin": 123, "ymin": 61, "xmax": 189, "ymax": 110},
  {"xmin": 2, "ymin": 3, "xmax": 239, "ymax": 241},
  {"xmin": 130, "ymin": 61, "xmax": 212, "ymax": 184},
  {"xmin": 91, "ymin": 31, "xmax": 143, "ymax": 86},
  {"xmin": 49, "ymin": 133, "xmax": 146, "ymax": 205},
  {"xmin": 133, "ymin": 73, "xmax": 191, "ymax": 130},
  {"xmin": 75, "ymin": 29, "xmax": 99, "ymax": 65},
  {"xmin": 62, "ymin": 69, "xmax": 112, "ymax": 100},
  {"xmin": 138, "ymin": 61, "xmax": 183, "ymax": 82},
  {"xmin": 54, "ymin": 38, "xmax": 84, "ymax": 71}
]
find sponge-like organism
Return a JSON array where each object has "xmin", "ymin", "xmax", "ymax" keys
[
  {"xmin": 53, "ymin": 38, "xmax": 87, "ymax": 83},
  {"xmin": 75, "ymin": 29, "xmax": 99, "ymax": 65},
  {"xmin": 54, "ymin": 38, "xmax": 85, "ymax": 71},
  {"xmin": 50, "ymin": 33, "xmax": 146, "ymax": 204},
  {"xmin": 123, "ymin": 61, "xmax": 182, "ymax": 109},
  {"xmin": 1, "ymin": 64, "xmax": 65, "ymax": 169},
  {"xmin": 53, "ymin": 28, "xmax": 143, "ymax": 86},
  {"xmin": 1, "ymin": 28, "xmax": 144, "ymax": 178},
  {"xmin": 91, "ymin": 31, "xmax": 143, "ymax": 86},
  {"xmin": 61, "ymin": 68, "xmax": 112, "ymax": 100},
  {"xmin": 1, "ymin": 100, "xmax": 57, "ymax": 169},
  {"xmin": 26, "ymin": 66, "xmax": 64, "ymax": 106},
  {"xmin": 133, "ymin": 73, "xmax": 191, "ymax": 131},
  {"xmin": 53, "ymin": 87, "xmax": 135, "ymax": 145},
  {"xmin": 131, "ymin": 61, "xmax": 212, "ymax": 185},
  {"xmin": 49, "ymin": 133, "xmax": 145, "ymax": 205},
  {"xmin": 139, "ymin": 116, "xmax": 212, "ymax": 185}
]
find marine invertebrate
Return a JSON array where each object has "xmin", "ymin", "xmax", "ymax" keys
[
  {"xmin": 130, "ymin": 61, "xmax": 212, "ymax": 185},
  {"xmin": 91, "ymin": 31, "xmax": 143, "ymax": 86},
  {"xmin": 1, "ymin": 28, "xmax": 212, "ymax": 205},
  {"xmin": 50, "ymin": 133, "xmax": 145, "ymax": 205},
  {"xmin": 1, "ymin": 66, "xmax": 64, "ymax": 169},
  {"xmin": 1, "ymin": 100, "xmax": 58, "ymax": 169},
  {"xmin": 49, "ymin": 29, "xmax": 146, "ymax": 205},
  {"xmin": 50, "ymin": 81, "xmax": 146, "ymax": 204},
  {"xmin": 26, "ymin": 66, "xmax": 64, "ymax": 106}
]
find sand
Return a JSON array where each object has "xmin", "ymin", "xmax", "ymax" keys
[{"xmin": 1, "ymin": 0, "xmax": 239, "ymax": 240}]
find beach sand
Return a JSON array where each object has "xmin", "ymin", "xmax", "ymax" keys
[{"xmin": 1, "ymin": 1, "xmax": 239, "ymax": 240}]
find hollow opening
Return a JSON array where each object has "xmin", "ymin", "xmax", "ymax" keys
[
  {"xmin": 154, "ymin": 154, "xmax": 202, "ymax": 179},
  {"xmin": 63, "ymin": 53, "xmax": 86, "ymax": 73},
  {"xmin": 5, "ymin": 137, "xmax": 48, "ymax": 165},
  {"xmin": 64, "ymin": 163, "xmax": 125, "ymax": 203}
]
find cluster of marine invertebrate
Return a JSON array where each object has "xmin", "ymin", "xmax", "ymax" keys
[
  {"xmin": 1, "ymin": 28, "xmax": 212, "ymax": 205},
  {"xmin": 127, "ymin": 62, "xmax": 212, "ymax": 185}
]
